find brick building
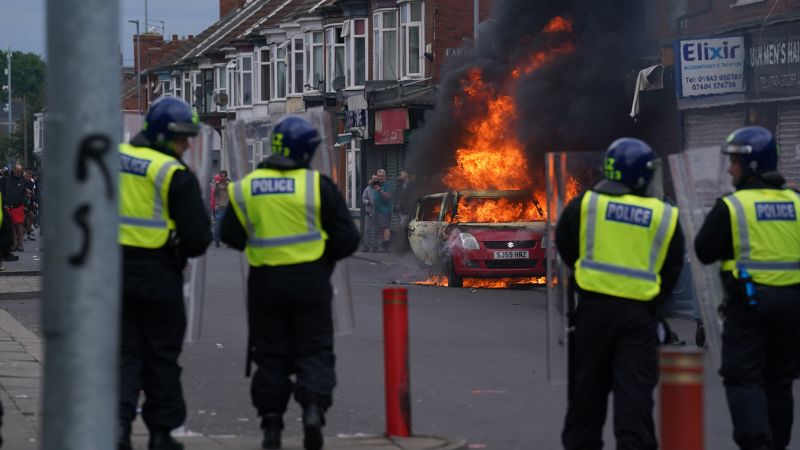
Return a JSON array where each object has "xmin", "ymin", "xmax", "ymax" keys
[
  {"xmin": 637, "ymin": 0, "xmax": 800, "ymax": 187},
  {"xmin": 123, "ymin": 0, "xmax": 492, "ymax": 209}
]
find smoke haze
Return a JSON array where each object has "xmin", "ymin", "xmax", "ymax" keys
[{"xmin": 409, "ymin": 0, "xmax": 645, "ymax": 191}]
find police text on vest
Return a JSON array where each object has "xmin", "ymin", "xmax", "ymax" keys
[
  {"xmin": 251, "ymin": 178, "xmax": 296, "ymax": 195},
  {"xmin": 605, "ymin": 202, "xmax": 653, "ymax": 227},
  {"xmin": 120, "ymin": 155, "xmax": 151, "ymax": 176},
  {"xmin": 755, "ymin": 202, "xmax": 797, "ymax": 221}
]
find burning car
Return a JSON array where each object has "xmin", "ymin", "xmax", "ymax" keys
[{"xmin": 408, "ymin": 190, "xmax": 546, "ymax": 287}]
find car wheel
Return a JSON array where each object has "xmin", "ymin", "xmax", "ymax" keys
[{"xmin": 447, "ymin": 258, "xmax": 463, "ymax": 288}]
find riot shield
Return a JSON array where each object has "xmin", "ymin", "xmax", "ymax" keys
[
  {"xmin": 225, "ymin": 114, "xmax": 355, "ymax": 336},
  {"xmin": 181, "ymin": 124, "xmax": 216, "ymax": 343},
  {"xmin": 545, "ymin": 151, "xmax": 604, "ymax": 384},
  {"xmin": 668, "ymin": 147, "xmax": 729, "ymax": 368},
  {"xmin": 304, "ymin": 108, "xmax": 355, "ymax": 336}
]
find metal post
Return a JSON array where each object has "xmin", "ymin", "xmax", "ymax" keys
[
  {"xmin": 128, "ymin": 19, "xmax": 141, "ymax": 113},
  {"xmin": 145, "ymin": 0, "xmax": 149, "ymax": 33},
  {"xmin": 43, "ymin": 0, "xmax": 120, "ymax": 449},
  {"xmin": 6, "ymin": 48, "xmax": 11, "ymax": 163},
  {"xmin": 659, "ymin": 348, "xmax": 704, "ymax": 450},
  {"xmin": 383, "ymin": 287, "xmax": 411, "ymax": 437}
]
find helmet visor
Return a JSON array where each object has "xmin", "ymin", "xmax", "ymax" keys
[
  {"xmin": 721, "ymin": 143, "xmax": 753, "ymax": 155},
  {"xmin": 168, "ymin": 121, "xmax": 201, "ymax": 137}
]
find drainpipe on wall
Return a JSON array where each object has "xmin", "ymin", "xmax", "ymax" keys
[{"xmin": 474, "ymin": 0, "xmax": 479, "ymax": 42}]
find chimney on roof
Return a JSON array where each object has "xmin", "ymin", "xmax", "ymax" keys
[
  {"xmin": 172, "ymin": 34, "xmax": 179, "ymax": 41},
  {"xmin": 136, "ymin": 33, "xmax": 166, "ymax": 73},
  {"xmin": 220, "ymin": 0, "xmax": 246, "ymax": 19}
]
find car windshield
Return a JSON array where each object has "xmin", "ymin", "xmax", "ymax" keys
[{"xmin": 454, "ymin": 193, "xmax": 544, "ymax": 223}]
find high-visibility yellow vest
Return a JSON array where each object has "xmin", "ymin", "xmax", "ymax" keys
[
  {"xmin": 118, "ymin": 144, "xmax": 184, "ymax": 248},
  {"xmin": 721, "ymin": 189, "xmax": 800, "ymax": 286},
  {"xmin": 228, "ymin": 167, "xmax": 327, "ymax": 267},
  {"xmin": 574, "ymin": 192, "xmax": 679, "ymax": 301},
  {"xmin": 0, "ymin": 192, "xmax": 3, "ymax": 228}
]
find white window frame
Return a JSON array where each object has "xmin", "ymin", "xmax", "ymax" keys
[
  {"xmin": 226, "ymin": 59, "xmax": 239, "ymax": 107},
  {"xmin": 191, "ymin": 71, "xmax": 202, "ymax": 108},
  {"xmin": 172, "ymin": 74, "xmax": 182, "ymax": 98},
  {"xmin": 305, "ymin": 31, "xmax": 325, "ymax": 92},
  {"xmin": 273, "ymin": 43, "xmax": 289, "ymax": 100},
  {"xmin": 399, "ymin": 1, "xmax": 424, "ymax": 79},
  {"xmin": 289, "ymin": 37, "xmax": 305, "ymax": 95},
  {"xmin": 240, "ymin": 54, "xmax": 253, "ymax": 106},
  {"xmin": 345, "ymin": 18, "xmax": 368, "ymax": 88},
  {"xmin": 215, "ymin": 65, "xmax": 227, "ymax": 111},
  {"xmin": 182, "ymin": 72, "xmax": 192, "ymax": 104},
  {"xmin": 160, "ymin": 79, "xmax": 172, "ymax": 97},
  {"xmin": 258, "ymin": 47, "xmax": 271, "ymax": 103},
  {"xmin": 374, "ymin": 9, "xmax": 399, "ymax": 81},
  {"xmin": 325, "ymin": 25, "xmax": 345, "ymax": 92}
]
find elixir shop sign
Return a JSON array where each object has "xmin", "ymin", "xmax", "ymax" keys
[
  {"xmin": 675, "ymin": 36, "xmax": 745, "ymax": 98},
  {"xmin": 749, "ymin": 25, "xmax": 800, "ymax": 98}
]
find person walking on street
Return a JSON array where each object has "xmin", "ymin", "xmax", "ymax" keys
[
  {"xmin": 221, "ymin": 115, "xmax": 359, "ymax": 450},
  {"xmin": 695, "ymin": 126, "xmax": 800, "ymax": 450},
  {"xmin": 117, "ymin": 97, "xmax": 212, "ymax": 450},
  {"xmin": 361, "ymin": 174, "xmax": 379, "ymax": 252},
  {"xmin": 556, "ymin": 138, "xmax": 685, "ymax": 450},
  {"xmin": 392, "ymin": 170, "xmax": 416, "ymax": 251},
  {"xmin": 373, "ymin": 169, "xmax": 393, "ymax": 252},
  {"xmin": 212, "ymin": 170, "xmax": 230, "ymax": 248},
  {"xmin": 2, "ymin": 165, "xmax": 28, "ymax": 252}
]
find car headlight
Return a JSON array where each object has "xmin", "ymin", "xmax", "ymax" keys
[{"xmin": 459, "ymin": 232, "xmax": 480, "ymax": 250}]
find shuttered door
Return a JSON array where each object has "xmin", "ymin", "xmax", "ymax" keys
[
  {"xmin": 684, "ymin": 106, "xmax": 745, "ymax": 150},
  {"xmin": 777, "ymin": 103, "xmax": 800, "ymax": 188}
]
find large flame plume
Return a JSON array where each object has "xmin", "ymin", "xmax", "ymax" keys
[{"xmin": 441, "ymin": 17, "xmax": 577, "ymax": 223}]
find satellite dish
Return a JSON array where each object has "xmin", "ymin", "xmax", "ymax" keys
[
  {"xmin": 332, "ymin": 76, "xmax": 345, "ymax": 91},
  {"xmin": 213, "ymin": 92, "xmax": 229, "ymax": 107}
]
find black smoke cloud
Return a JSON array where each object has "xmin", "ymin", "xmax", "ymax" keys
[{"xmin": 408, "ymin": 0, "xmax": 645, "ymax": 191}]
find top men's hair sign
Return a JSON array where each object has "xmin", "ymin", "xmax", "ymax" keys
[
  {"xmin": 675, "ymin": 36, "xmax": 745, "ymax": 98},
  {"xmin": 748, "ymin": 25, "xmax": 800, "ymax": 98}
]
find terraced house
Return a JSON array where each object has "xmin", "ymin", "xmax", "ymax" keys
[{"xmin": 122, "ymin": 0, "xmax": 491, "ymax": 211}]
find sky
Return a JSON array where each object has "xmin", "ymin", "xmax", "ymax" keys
[{"xmin": 0, "ymin": 0, "xmax": 219, "ymax": 65}]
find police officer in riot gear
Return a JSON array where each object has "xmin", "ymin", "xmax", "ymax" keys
[
  {"xmin": 556, "ymin": 138, "xmax": 685, "ymax": 450},
  {"xmin": 118, "ymin": 97, "xmax": 211, "ymax": 450},
  {"xmin": 695, "ymin": 126, "xmax": 800, "ymax": 450},
  {"xmin": 220, "ymin": 116, "xmax": 359, "ymax": 450}
]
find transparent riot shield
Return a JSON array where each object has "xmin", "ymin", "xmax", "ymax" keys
[
  {"xmin": 668, "ymin": 147, "xmax": 730, "ymax": 368},
  {"xmin": 121, "ymin": 111, "xmax": 144, "ymax": 143},
  {"xmin": 225, "ymin": 113, "xmax": 355, "ymax": 335},
  {"xmin": 181, "ymin": 124, "xmax": 216, "ymax": 343},
  {"xmin": 545, "ymin": 151, "xmax": 604, "ymax": 384}
]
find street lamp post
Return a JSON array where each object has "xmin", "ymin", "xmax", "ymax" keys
[
  {"xmin": 5, "ymin": 48, "xmax": 11, "ymax": 164},
  {"xmin": 128, "ymin": 19, "xmax": 142, "ymax": 113}
]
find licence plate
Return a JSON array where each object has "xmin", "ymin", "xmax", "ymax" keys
[{"xmin": 493, "ymin": 250, "xmax": 529, "ymax": 259}]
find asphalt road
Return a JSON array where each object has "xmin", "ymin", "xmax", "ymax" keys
[{"xmin": 3, "ymin": 247, "xmax": 800, "ymax": 449}]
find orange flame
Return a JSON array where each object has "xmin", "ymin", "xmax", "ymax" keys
[
  {"xmin": 442, "ymin": 16, "xmax": 577, "ymax": 225},
  {"xmin": 455, "ymin": 197, "xmax": 544, "ymax": 223},
  {"xmin": 415, "ymin": 277, "xmax": 547, "ymax": 288},
  {"xmin": 543, "ymin": 16, "xmax": 573, "ymax": 33}
]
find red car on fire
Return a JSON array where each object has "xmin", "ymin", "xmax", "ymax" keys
[{"xmin": 407, "ymin": 190, "xmax": 547, "ymax": 287}]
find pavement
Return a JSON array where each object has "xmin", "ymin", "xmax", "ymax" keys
[{"xmin": 0, "ymin": 230, "xmax": 467, "ymax": 449}]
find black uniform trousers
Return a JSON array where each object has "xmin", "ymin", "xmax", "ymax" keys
[
  {"xmin": 119, "ymin": 259, "xmax": 187, "ymax": 432},
  {"xmin": 562, "ymin": 297, "xmax": 658, "ymax": 450},
  {"xmin": 720, "ymin": 284, "xmax": 800, "ymax": 450},
  {"xmin": 248, "ymin": 263, "xmax": 335, "ymax": 418}
]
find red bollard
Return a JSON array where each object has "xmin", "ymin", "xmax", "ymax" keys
[
  {"xmin": 383, "ymin": 287, "xmax": 411, "ymax": 437},
  {"xmin": 659, "ymin": 347, "xmax": 704, "ymax": 450}
]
